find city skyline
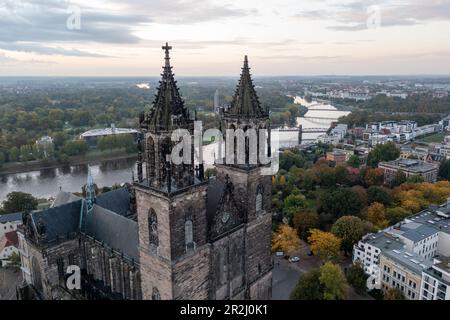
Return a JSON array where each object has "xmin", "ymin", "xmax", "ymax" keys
[{"xmin": 1, "ymin": 0, "xmax": 450, "ymax": 76}]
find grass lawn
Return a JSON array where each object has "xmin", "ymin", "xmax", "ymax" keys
[{"xmin": 417, "ymin": 132, "xmax": 447, "ymax": 144}]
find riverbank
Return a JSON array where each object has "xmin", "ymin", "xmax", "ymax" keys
[{"xmin": 0, "ymin": 149, "xmax": 137, "ymax": 175}]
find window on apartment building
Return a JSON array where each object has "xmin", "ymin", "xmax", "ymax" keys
[
  {"xmin": 402, "ymin": 276, "xmax": 405, "ymax": 282},
  {"xmin": 412, "ymin": 292, "xmax": 415, "ymax": 299},
  {"xmin": 394, "ymin": 271, "xmax": 397, "ymax": 277}
]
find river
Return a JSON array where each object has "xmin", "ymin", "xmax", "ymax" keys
[{"xmin": 0, "ymin": 96, "xmax": 350, "ymax": 202}]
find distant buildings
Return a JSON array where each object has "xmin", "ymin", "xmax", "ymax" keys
[
  {"xmin": 353, "ymin": 201, "xmax": 450, "ymax": 300},
  {"xmin": 80, "ymin": 124, "xmax": 139, "ymax": 146},
  {"xmin": 378, "ymin": 159, "xmax": 439, "ymax": 183},
  {"xmin": 326, "ymin": 150, "xmax": 347, "ymax": 166}
]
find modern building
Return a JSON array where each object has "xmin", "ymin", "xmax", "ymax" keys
[
  {"xmin": 378, "ymin": 159, "xmax": 439, "ymax": 183},
  {"xmin": 420, "ymin": 256, "xmax": 450, "ymax": 300},
  {"xmin": 353, "ymin": 232, "xmax": 404, "ymax": 289},
  {"xmin": 80, "ymin": 124, "xmax": 139, "ymax": 146}
]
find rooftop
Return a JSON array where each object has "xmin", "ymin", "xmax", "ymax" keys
[
  {"xmin": 387, "ymin": 221, "xmax": 439, "ymax": 243},
  {"xmin": 383, "ymin": 246, "xmax": 433, "ymax": 275},
  {"xmin": 379, "ymin": 159, "xmax": 438, "ymax": 173},
  {"xmin": 0, "ymin": 212, "xmax": 23, "ymax": 224},
  {"xmin": 359, "ymin": 232, "xmax": 404, "ymax": 251}
]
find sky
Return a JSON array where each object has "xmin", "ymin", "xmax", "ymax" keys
[{"xmin": 0, "ymin": 0, "xmax": 450, "ymax": 76}]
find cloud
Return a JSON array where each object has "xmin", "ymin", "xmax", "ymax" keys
[
  {"xmin": 0, "ymin": 42, "xmax": 110, "ymax": 57},
  {"xmin": 293, "ymin": 0, "xmax": 450, "ymax": 31},
  {"xmin": 0, "ymin": 52, "xmax": 54, "ymax": 65}
]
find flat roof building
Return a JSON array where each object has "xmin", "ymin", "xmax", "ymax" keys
[{"xmin": 378, "ymin": 159, "xmax": 438, "ymax": 183}]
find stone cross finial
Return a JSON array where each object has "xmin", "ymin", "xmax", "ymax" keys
[{"xmin": 162, "ymin": 42, "xmax": 172, "ymax": 67}]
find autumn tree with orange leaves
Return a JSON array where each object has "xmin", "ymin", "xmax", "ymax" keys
[
  {"xmin": 308, "ymin": 229, "xmax": 341, "ymax": 262},
  {"xmin": 272, "ymin": 224, "xmax": 300, "ymax": 254}
]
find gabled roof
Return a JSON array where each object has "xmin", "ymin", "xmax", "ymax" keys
[
  {"xmin": 0, "ymin": 212, "xmax": 23, "ymax": 224},
  {"xmin": 224, "ymin": 56, "xmax": 267, "ymax": 119},
  {"xmin": 95, "ymin": 187, "xmax": 131, "ymax": 217},
  {"xmin": 82, "ymin": 204, "xmax": 139, "ymax": 261},
  {"xmin": 52, "ymin": 191, "xmax": 81, "ymax": 207},
  {"xmin": 30, "ymin": 200, "xmax": 84, "ymax": 242}
]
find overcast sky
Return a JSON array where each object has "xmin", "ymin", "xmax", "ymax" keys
[{"xmin": 1, "ymin": 0, "xmax": 450, "ymax": 76}]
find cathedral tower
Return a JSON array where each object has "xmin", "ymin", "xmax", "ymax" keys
[{"xmin": 134, "ymin": 43, "xmax": 210, "ymax": 300}]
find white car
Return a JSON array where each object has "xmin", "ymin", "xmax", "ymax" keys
[{"xmin": 289, "ymin": 256, "xmax": 300, "ymax": 262}]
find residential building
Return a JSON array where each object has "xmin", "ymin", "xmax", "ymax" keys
[
  {"xmin": 0, "ymin": 230, "xmax": 19, "ymax": 267},
  {"xmin": 420, "ymin": 256, "xmax": 450, "ymax": 300},
  {"xmin": 380, "ymin": 247, "xmax": 431, "ymax": 300},
  {"xmin": 0, "ymin": 212, "xmax": 22, "ymax": 239},
  {"xmin": 326, "ymin": 150, "xmax": 347, "ymax": 166}
]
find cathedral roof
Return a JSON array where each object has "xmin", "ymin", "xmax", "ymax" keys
[
  {"xmin": 95, "ymin": 187, "xmax": 131, "ymax": 217},
  {"xmin": 52, "ymin": 191, "xmax": 81, "ymax": 208},
  {"xmin": 30, "ymin": 200, "xmax": 84, "ymax": 242},
  {"xmin": 147, "ymin": 43, "xmax": 190, "ymax": 131},
  {"xmin": 82, "ymin": 205, "xmax": 139, "ymax": 261},
  {"xmin": 224, "ymin": 56, "xmax": 267, "ymax": 119}
]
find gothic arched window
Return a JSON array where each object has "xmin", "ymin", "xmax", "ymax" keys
[
  {"xmin": 185, "ymin": 208, "xmax": 195, "ymax": 252},
  {"xmin": 256, "ymin": 185, "xmax": 263, "ymax": 214},
  {"xmin": 148, "ymin": 209, "xmax": 158, "ymax": 252},
  {"xmin": 152, "ymin": 287, "xmax": 161, "ymax": 300}
]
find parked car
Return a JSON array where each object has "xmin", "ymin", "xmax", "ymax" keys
[
  {"xmin": 275, "ymin": 251, "xmax": 284, "ymax": 257},
  {"xmin": 307, "ymin": 251, "xmax": 314, "ymax": 256},
  {"xmin": 289, "ymin": 256, "xmax": 300, "ymax": 262}
]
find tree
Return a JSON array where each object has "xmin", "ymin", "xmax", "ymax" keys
[
  {"xmin": 386, "ymin": 206, "xmax": 411, "ymax": 224},
  {"xmin": 367, "ymin": 202, "xmax": 388, "ymax": 230},
  {"xmin": 9, "ymin": 146, "xmax": 20, "ymax": 162},
  {"xmin": 363, "ymin": 168, "xmax": 385, "ymax": 187},
  {"xmin": 1, "ymin": 191, "xmax": 38, "ymax": 213},
  {"xmin": 438, "ymin": 159, "xmax": 450, "ymax": 180},
  {"xmin": 272, "ymin": 224, "xmax": 300, "ymax": 254},
  {"xmin": 346, "ymin": 263, "xmax": 368, "ymax": 294},
  {"xmin": 318, "ymin": 188, "xmax": 363, "ymax": 218},
  {"xmin": 384, "ymin": 288, "xmax": 405, "ymax": 300},
  {"xmin": 6, "ymin": 252, "xmax": 21, "ymax": 267},
  {"xmin": 405, "ymin": 175, "xmax": 424, "ymax": 184},
  {"xmin": 367, "ymin": 142, "xmax": 400, "ymax": 167},
  {"xmin": 390, "ymin": 170, "xmax": 407, "ymax": 187},
  {"xmin": 319, "ymin": 262, "xmax": 347, "ymax": 300},
  {"xmin": 367, "ymin": 186, "xmax": 392, "ymax": 206},
  {"xmin": 293, "ymin": 211, "xmax": 319, "ymax": 240},
  {"xmin": 331, "ymin": 216, "xmax": 364, "ymax": 255},
  {"xmin": 283, "ymin": 193, "xmax": 307, "ymax": 220},
  {"xmin": 347, "ymin": 155, "xmax": 361, "ymax": 168},
  {"xmin": 290, "ymin": 268, "xmax": 323, "ymax": 300},
  {"xmin": 308, "ymin": 229, "xmax": 341, "ymax": 261}
]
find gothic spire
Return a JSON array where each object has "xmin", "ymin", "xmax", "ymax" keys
[
  {"xmin": 225, "ymin": 55, "xmax": 267, "ymax": 119},
  {"xmin": 148, "ymin": 43, "xmax": 190, "ymax": 131}
]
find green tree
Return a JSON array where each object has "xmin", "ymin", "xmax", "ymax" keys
[
  {"xmin": 367, "ymin": 141, "xmax": 400, "ymax": 167},
  {"xmin": 390, "ymin": 170, "xmax": 407, "ymax": 187},
  {"xmin": 386, "ymin": 206, "xmax": 411, "ymax": 224},
  {"xmin": 318, "ymin": 188, "xmax": 363, "ymax": 218},
  {"xmin": 319, "ymin": 262, "xmax": 347, "ymax": 300},
  {"xmin": 347, "ymin": 155, "xmax": 361, "ymax": 168},
  {"xmin": 405, "ymin": 175, "xmax": 424, "ymax": 184},
  {"xmin": 331, "ymin": 216, "xmax": 364, "ymax": 255},
  {"xmin": 290, "ymin": 268, "xmax": 323, "ymax": 300},
  {"xmin": 9, "ymin": 147, "xmax": 20, "ymax": 162},
  {"xmin": 1, "ymin": 191, "xmax": 38, "ymax": 213},
  {"xmin": 346, "ymin": 263, "xmax": 368, "ymax": 294},
  {"xmin": 367, "ymin": 186, "xmax": 392, "ymax": 206},
  {"xmin": 283, "ymin": 193, "xmax": 307, "ymax": 220}
]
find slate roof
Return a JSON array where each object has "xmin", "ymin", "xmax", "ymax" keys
[
  {"xmin": 30, "ymin": 200, "xmax": 84, "ymax": 242},
  {"xmin": 95, "ymin": 187, "xmax": 131, "ymax": 217},
  {"xmin": 0, "ymin": 212, "xmax": 23, "ymax": 224},
  {"xmin": 82, "ymin": 204, "xmax": 139, "ymax": 261},
  {"xmin": 52, "ymin": 191, "xmax": 81, "ymax": 207}
]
